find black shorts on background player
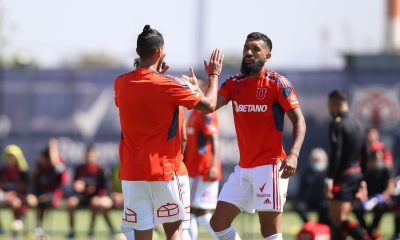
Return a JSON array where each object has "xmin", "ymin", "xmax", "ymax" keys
[{"xmin": 332, "ymin": 173, "xmax": 363, "ymax": 201}]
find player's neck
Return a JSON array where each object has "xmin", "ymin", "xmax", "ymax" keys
[
  {"xmin": 138, "ymin": 60, "xmax": 159, "ymax": 72},
  {"xmin": 244, "ymin": 68, "xmax": 264, "ymax": 77}
]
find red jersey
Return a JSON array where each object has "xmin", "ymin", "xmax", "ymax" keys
[
  {"xmin": 74, "ymin": 163, "xmax": 107, "ymax": 196},
  {"xmin": 0, "ymin": 166, "xmax": 29, "ymax": 194},
  {"xmin": 184, "ymin": 110, "xmax": 221, "ymax": 181},
  {"xmin": 33, "ymin": 165, "xmax": 64, "ymax": 195},
  {"xmin": 177, "ymin": 107, "xmax": 188, "ymax": 176},
  {"xmin": 219, "ymin": 68, "xmax": 300, "ymax": 168},
  {"xmin": 114, "ymin": 68, "xmax": 201, "ymax": 181}
]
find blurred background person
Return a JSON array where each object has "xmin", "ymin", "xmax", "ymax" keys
[
  {"xmin": 353, "ymin": 141, "xmax": 396, "ymax": 239},
  {"xmin": 367, "ymin": 127, "xmax": 393, "ymax": 168},
  {"xmin": 390, "ymin": 157, "xmax": 400, "ymax": 240},
  {"xmin": 325, "ymin": 90, "xmax": 369, "ymax": 240},
  {"xmin": 178, "ymin": 106, "xmax": 192, "ymax": 240},
  {"xmin": 293, "ymin": 147, "xmax": 330, "ymax": 225},
  {"xmin": 0, "ymin": 144, "xmax": 30, "ymax": 235},
  {"xmin": 185, "ymin": 77, "xmax": 221, "ymax": 240},
  {"xmin": 65, "ymin": 145, "xmax": 115, "ymax": 239},
  {"xmin": 28, "ymin": 138, "xmax": 68, "ymax": 237},
  {"xmin": 111, "ymin": 163, "xmax": 123, "ymax": 209}
]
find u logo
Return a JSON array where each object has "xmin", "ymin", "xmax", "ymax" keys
[{"xmin": 256, "ymin": 88, "xmax": 267, "ymax": 100}]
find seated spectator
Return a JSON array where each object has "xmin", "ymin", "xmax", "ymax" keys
[
  {"xmin": 392, "ymin": 161, "xmax": 400, "ymax": 240},
  {"xmin": 0, "ymin": 145, "xmax": 30, "ymax": 235},
  {"xmin": 28, "ymin": 138, "xmax": 67, "ymax": 237},
  {"xmin": 111, "ymin": 164, "xmax": 123, "ymax": 209},
  {"xmin": 367, "ymin": 127, "xmax": 393, "ymax": 168},
  {"xmin": 66, "ymin": 145, "xmax": 115, "ymax": 239},
  {"xmin": 353, "ymin": 141, "xmax": 395, "ymax": 240},
  {"xmin": 293, "ymin": 148, "xmax": 330, "ymax": 225}
]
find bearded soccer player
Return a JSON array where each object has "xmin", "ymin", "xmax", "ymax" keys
[
  {"xmin": 208, "ymin": 32, "xmax": 306, "ymax": 240},
  {"xmin": 114, "ymin": 25, "xmax": 223, "ymax": 240}
]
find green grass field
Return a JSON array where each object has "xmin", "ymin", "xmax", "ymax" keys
[{"xmin": 0, "ymin": 208, "xmax": 397, "ymax": 240}]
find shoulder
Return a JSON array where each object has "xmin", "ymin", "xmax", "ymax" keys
[
  {"xmin": 115, "ymin": 71, "xmax": 134, "ymax": 81},
  {"xmin": 153, "ymin": 72, "xmax": 190, "ymax": 89},
  {"xmin": 221, "ymin": 73, "xmax": 246, "ymax": 87},
  {"xmin": 265, "ymin": 70, "xmax": 291, "ymax": 87}
]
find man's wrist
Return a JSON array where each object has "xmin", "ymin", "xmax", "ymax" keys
[
  {"xmin": 209, "ymin": 73, "xmax": 220, "ymax": 77},
  {"xmin": 208, "ymin": 75, "xmax": 219, "ymax": 82},
  {"xmin": 289, "ymin": 149, "xmax": 299, "ymax": 157}
]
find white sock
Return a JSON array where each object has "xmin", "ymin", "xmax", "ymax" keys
[
  {"xmin": 264, "ymin": 233, "xmax": 283, "ymax": 240},
  {"xmin": 214, "ymin": 227, "xmax": 241, "ymax": 240},
  {"xmin": 182, "ymin": 229, "xmax": 192, "ymax": 240},
  {"xmin": 189, "ymin": 214, "xmax": 198, "ymax": 240},
  {"xmin": 196, "ymin": 213, "xmax": 216, "ymax": 237}
]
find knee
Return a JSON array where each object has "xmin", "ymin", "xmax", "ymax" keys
[
  {"xmin": 11, "ymin": 198, "xmax": 22, "ymax": 209},
  {"xmin": 67, "ymin": 197, "xmax": 79, "ymax": 209},
  {"xmin": 210, "ymin": 213, "xmax": 226, "ymax": 232}
]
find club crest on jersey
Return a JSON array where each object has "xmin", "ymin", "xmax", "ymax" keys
[{"xmin": 256, "ymin": 87, "xmax": 267, "ymax": 100}]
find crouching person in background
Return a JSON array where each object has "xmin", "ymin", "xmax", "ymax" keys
[{"xmin": 353, "ymin": 141, "xmax": 395, "ymax": 239}]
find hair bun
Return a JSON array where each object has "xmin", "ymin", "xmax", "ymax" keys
[{"xmin": 143, "ymin": 25, "xmax": 152, "ymax": 32}]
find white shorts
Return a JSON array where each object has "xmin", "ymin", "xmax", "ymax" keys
[
  {"xmin": 218, "ymin": 163, "xmax": 288, "ymax": 213},
  {"xmin": 178, "ymin": 174, "xmax": 191, "ymax": 229},
  {"xmin": 120, "ymin": 175, "xmax": 185, "ymax": 231},
  {"xmin": 190, "ymin": 176, "xmax": 219, "ymax": 210}
]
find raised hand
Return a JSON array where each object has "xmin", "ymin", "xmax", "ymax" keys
[
  {"xmin": 181, "ymin": 67, "xmax": 203, "ymax": 94},
  {"xmin": 158, "ymin": 61, "xmax": 170, "ymax": 74},
  {"xmin": 204, "ymin": 48, "xmax": 224, "ymax": 76}
]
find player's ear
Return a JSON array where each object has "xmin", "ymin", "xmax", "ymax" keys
[
  {"xmin": 155, "ymin": 48, "xmax": 160, "ymax": 58},
  {"xmin": 265, "ymin": 52, "xmax": 272, "ymax": 61}
]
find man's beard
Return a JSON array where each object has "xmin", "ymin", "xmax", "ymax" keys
[{"xmin": 240, "ymin": 58, "xmax": 265, "ymax": 76}]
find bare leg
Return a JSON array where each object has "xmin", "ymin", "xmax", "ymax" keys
[
  {"xmin": 210, "ymin": 201, "xmax": 241, "ymax": 232},
  {"xmin": 163, "ymin": 221, "xmax": 183, "ymax": 240},
  {"xmin": 135, "ymin": 228, "xmax": 153, "ymax": 240},
  {"xmin": 258, "ymin": 211, "xmax": 282, "ymax": 238},
  {"xmin": 329, "ymin": 200, "xmax": 367, "ymax": 240}
]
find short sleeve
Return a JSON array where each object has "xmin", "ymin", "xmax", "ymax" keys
[
  {"xmin": 201, "ymin": 113, "xmax": 218, "ymax": 136},
  {"xmin": 161, "ymin": 74, "xmax": 202, "ymax": 110},
  {"xmin": 274, "ymin": 76, "xmax": 300, "ymax": 111},
  {"xmin": 218, "ymin": 79, "xmax": 232, "ymax": 101}
]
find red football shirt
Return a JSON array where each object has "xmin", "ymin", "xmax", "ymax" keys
[
  {"xmin": 114, "ymin": 68, "xmax": 201, "ymax": 181},
  {"xmin": 177, "ymin": 107, "xmax": 188, "ymax": 176},
  {"xmin": 219, "ymin": 67, "xmax": 300, "ymax": 168},
  {"xmin": 184, "ymin": 110, "xmax": 221, "ymax": 181}
]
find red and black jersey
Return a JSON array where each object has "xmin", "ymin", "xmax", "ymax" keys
[
  {"xmin": 0, "ymin": 166, "xmax": 29, "ymax": 194},
  {"xmin": 74, "ymin": 163, "xmax": 107, "ymax": 196},
  {"xmin": 32, "ymin": 165, "xmax": 63, "ymax": 195}
]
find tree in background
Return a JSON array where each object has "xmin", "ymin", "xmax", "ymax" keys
[{"xmin": 63, "ymin": 52, "xmax": 124, "ymax": 69}]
